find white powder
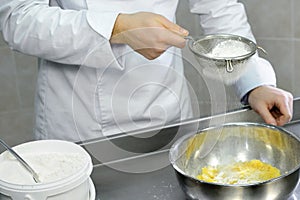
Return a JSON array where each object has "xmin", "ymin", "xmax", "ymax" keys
[
  {"xmin": 205, "ymin": 40, "xmax": 251, "ymax": 58},
  {"xmin": 0, "ymin": 152, "xmax": 86, "ymax": 185}
]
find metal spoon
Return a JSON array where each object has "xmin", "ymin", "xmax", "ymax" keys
[{"xmin": 0, "ymin": 139, "xmax": 41, "ymax": 183}]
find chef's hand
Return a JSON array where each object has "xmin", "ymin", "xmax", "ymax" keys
[
  {"xmin": 248, "ymin": 85, "xmax": 293, "ymax": 126},
  {"xmin": 110, "ymin": 12, "xmax": 189, "ymax": 60}
]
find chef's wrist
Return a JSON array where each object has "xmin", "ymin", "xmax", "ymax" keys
[
  {"xmin": 241, "ymin": 92, "xmax": 250, "ymax": 105},
  {"xmin": 111, "ymin": 13, "xmax": 128, "ymax": 44},
  {"xmin": 241, "ymin": 85, "xmax": 276, "ymax": 105},
  {"xmin": 241, "ymin": 86, "xmax": 261, "ymax": 105}
]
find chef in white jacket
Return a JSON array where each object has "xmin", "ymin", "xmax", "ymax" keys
[{"xmin": 0, "ymin": 0, "xmax": 293, "ymax": 142}]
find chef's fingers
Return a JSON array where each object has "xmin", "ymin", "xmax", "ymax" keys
[
  {"xmin": 158, "ymin": 16, "xmax": 189, "ymax": 36},
  {"xmin": 288, "ymin": 94, "xmax": 294, "ymax": 117},
  {"xmin": 255, "ymin": 104, "xmax": 277, "ymax": 126},
  {"xmin": 164, "ymin": 31, "xmax": 187, "ymax": 49},
  {"xmin": 271, "ymin": 98, "xmax": 293, "ymax": 126},
  {"xmin": 157, "ymin": 17, "xmax": 189, "ymax": 48},
  {"xmin": 248, "ymin": 86, "xmax": 294, "ymax": 126}
]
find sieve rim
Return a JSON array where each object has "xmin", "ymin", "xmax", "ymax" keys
[{"xmin": 188, "ymin": 33, "xmax": 258, "ymax": 62}]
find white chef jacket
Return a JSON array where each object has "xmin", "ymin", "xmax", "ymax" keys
[{"xmin": 0, "ymin": 0, "xmax": 276, "ymax": 142}]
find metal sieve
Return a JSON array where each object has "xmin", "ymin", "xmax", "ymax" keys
[{"xmin": 186, "ymin": 34, "xmax": 266, "ymax": 83}]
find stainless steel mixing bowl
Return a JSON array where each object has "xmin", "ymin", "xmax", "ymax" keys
[{"xmin": 169, "ymin": 123, "xmax": 300, "ymax": 200}]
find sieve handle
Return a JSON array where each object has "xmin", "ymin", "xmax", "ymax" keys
[
  {"xmin": 257, "ymin": 46, "xmax": 268, "ymax": 55},
  {"xmin": 225, "ymin": 60, "xmax": 234, "ymax": 73},
  {"xmin": 184, "ymin": 36, "xmax": 195, "ymax": 41}
]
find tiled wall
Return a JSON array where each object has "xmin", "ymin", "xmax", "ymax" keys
[
  {"xmin": 0, "ymin": 32, "xmax": 37, "ymax": 146},
  {"xmin": 240, "ymin": 0, "xmax": 297, "ymax": 94},
  {"xmin": 0, "ymin": 0, "xmax": 298, "ymax": 145}
]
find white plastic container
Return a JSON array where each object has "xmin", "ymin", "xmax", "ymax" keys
[{"xmin": 0, "ymin": 140, "xmax": 94, "ymax": 200}]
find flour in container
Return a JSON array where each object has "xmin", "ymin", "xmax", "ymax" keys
[{"xmin": 0, "ymin": 152, "xmax": 87, "ymax": 185}]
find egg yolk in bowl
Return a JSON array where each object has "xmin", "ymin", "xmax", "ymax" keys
[{"xmin": 197, "ymin": 159, "xmax": 281, "ymax": 185}]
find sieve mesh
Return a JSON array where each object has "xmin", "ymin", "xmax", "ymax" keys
[
  {"xmin": 190, "ymin": 35, "xmax": 256, "ymax": 61},
  {"xmin": 187, "ymin": 34, "xmax": 259, "ymax": 83}
]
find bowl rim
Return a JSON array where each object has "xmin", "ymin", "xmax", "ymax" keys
[
  {"xmin": 188, "ymin": 33, "xmax": 258, "ymax": 62},
  {"xmin": 169, "ymin": 122, "xmax": 300, "ymax": 187}
]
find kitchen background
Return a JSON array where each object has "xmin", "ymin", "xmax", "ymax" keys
[{"xmin": 0, "ymin": 0, "xmax": 299, "ymax": 146}]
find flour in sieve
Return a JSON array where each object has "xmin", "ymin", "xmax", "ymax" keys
[
  {"xmin": 0, "ymin": 152, "xmax": 87, "ymax": 184},
  {"xmin": 205, "ymin": 40, "xmax": 251, "ymax": 58}
]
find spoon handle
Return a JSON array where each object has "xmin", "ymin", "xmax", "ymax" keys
[{"xmin": 0, "ymin": 139, "xmax": 40, "ymax": 183}]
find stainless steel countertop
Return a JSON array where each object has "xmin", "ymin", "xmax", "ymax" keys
[{"xmin": 81, "ymin": 98, "xmax": 300, "ymax": 200}]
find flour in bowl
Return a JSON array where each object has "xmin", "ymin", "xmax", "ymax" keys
[{"xmin": 0, "ymin": 152, "xmax": 87, "ymax": 185}]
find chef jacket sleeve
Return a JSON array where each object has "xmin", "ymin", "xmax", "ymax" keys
[
  {"xmin": 0, "ymin": 0, "xmax": 119, "ymax": 68},
  {"xmin": 188, "ymin": 0, "xmax": 277, "ymax": 103}
]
